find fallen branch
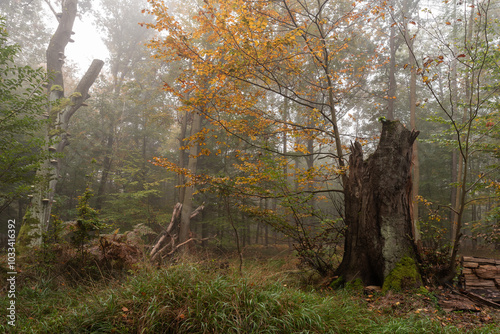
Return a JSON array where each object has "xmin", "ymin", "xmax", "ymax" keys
[
  {"xmin": 460, "ymin": 289, "xmax": 500, "ymax": 309},
  {"xmin": 149, "ymin": 202, "xmax": 206, "ymax": 262},
  {"xmin": 166, "ymin": 235, "xmax": 216, "ymax": 256}
]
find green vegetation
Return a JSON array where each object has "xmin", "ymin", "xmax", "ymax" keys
[
  {"xmin": 1, "ymin": 256, "xmax": 498, "ymax": 334},
  {"xmin": 70, "ymin": 183, "xmax": 107, "ymax": 255},
  {"xmin": 382, "ymin": 257, "xmax": 422, "ymax": 293},
  {"xmin": 0, "ymin": 16, "xmax": 47, "ymax": 214}
]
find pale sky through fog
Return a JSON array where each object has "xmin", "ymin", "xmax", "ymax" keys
[
  {"xmin": 63, "ymin": 15, "xmax": 109, "ymax": 76},
  {"xmin": 43, "ymin": 4, "xmax": 110, "ymax": 77}
]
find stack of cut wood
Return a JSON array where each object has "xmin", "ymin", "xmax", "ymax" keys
[{"xmin": 461, "ymin": 256, "xmax": 500, "ymax": 303}]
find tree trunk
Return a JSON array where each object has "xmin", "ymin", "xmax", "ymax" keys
[
  {"xmin": 336, "ymin": 120, "xmax": 421, "ymax": 287},
  {"xmin": 387, "ymin": 24, "xmax": 397, "ymax": 120},
  {"xmin": 178, "ymin": 111, "xmax": 202, "ymax": 252},
  {"xmin": 95, "ymin": 132, "xmax": 114, "ymax": 210},
  {"xmin": 177, "ymin": 108, "xmax": 189, "ymax": 203},
  {"xmin": 408, "ymin": 31, "xmax": 421, "ymax": 250},
  {"xmin": 19, "ymin": 0, "xmax": 103, "ymax": 250}
]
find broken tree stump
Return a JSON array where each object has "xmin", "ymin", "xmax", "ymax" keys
[{"xmin": 150, "ymin": 202, "xmax": 205, "ymax": 262}]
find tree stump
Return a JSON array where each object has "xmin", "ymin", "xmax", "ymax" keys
[{"xmin": 336, "ymin": 120, "xmax": 421, "ymax": 288}]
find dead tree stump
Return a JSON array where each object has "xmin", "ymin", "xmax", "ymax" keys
[{"xmin": 336, "ymin": 120, "xmax": 421, "ymax": 287}]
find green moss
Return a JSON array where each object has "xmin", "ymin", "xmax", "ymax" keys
[
  {"xmin": 70, "ymin": 91, "xmax": 82, "ymax": 98},
  {"xmin": 345, "ymin": 278, "xmax": 364, "ymax": 292},
  {"xmin": 382, "ymin": 257, "xmax": 422, "ymax": 293},
  {"xmin": 17, "ymin": 214, "xmax": 40, "ymax": 254},
  {"xmin": 50, "ymin": 84, "xmax": 64, "ymax": 92},
  {"xmin": 417, "ymin": 286, "xmax": 429, "ymax": 294},
  {"xmin": 329, "ymin": 276, "xmax": 345, "ymax": 289},
  {"xmin": 48, "ymin": 97, "xmax": 71, "ymax": 123},
  {"xmin": 48, "ymin": 128, "xmax": 64, "ymax": 137}
]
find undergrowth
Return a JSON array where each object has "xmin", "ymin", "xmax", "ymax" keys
[{"xmin": 1, "ymin": 258, "xmax": 498, "ymax": 334}]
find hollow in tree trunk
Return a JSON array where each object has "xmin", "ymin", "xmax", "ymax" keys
[{"xmin": 336, "ymin": 120, "xmax": 421, "ymax": 289}]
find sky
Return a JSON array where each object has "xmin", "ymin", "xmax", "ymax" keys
[{"xmin": 63, "ymin": 15, "xmax": 109, "ymax": 76}]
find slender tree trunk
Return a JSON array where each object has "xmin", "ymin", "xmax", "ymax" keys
[
  {"xmin": 178, "ymin": 111, "xmax": 202, "ymax": 252},
  {"xmin": 450, "ymin": 151, "xmax": 458, "ymax": 223},
  {"xmin": 177, "ymin": 108, "xmax": 189, "ymax": 204},
  {"xmin": 336, "ymin": 121, "xmax": 421, "ymax": 287},
  {"xmin": 449, "ymin": 0, "xmax": 460, "ymax": 238},
  {"xmin": 96, "ymin": 132, "xmax": 114, "ymax": 210},
  {"xmin": 387, "ymin": 24, "xmax": 397, "ymax": 120},
  {"xmin": 264, "ymin": 198, "xmax": 269, "ymax": 247},
  {"xmin": 449, "ymin": 2, "xmax": 474, "ymax": 272},
  {"xmin": 408, "ymin": 30, "xmax": 421, "ymax": 250}
]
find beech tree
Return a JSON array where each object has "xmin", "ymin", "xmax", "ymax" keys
[
  {"xmin": 18, "ymin": 0, "xmax": 103, "ymax": 250},
  {"xmin": 145, "ymin": 0, "xmax": 426, "ymax": 288}
]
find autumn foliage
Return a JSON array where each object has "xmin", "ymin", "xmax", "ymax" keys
[{"xmin": 144, "ymin": 0, "xmax": 384, "ymax": 201}]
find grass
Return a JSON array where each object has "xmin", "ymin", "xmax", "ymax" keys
[{"xmin": 1, "ymin": 255, "xmax": 499, "ymax": 333}]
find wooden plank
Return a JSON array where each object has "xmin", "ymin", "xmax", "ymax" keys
[
  {"xmin": 464, "ymin": 273, "xmax": 479, "ymax": 281},
  {"xmin": 475, "ymin": 265, "xmax": 499, "ymax": 280},
  {"xmin": 466, "ymin": 280, "xmax": 496, "ymax": 288},
  {"xmin": 462, "ymin": 268, "xmax": 473, "ymax": 274},
  {"xmin": 463, "ymin": 257, "xmax": 497, "ymax": 265},
  {"xmin": 463, "ymin": 262, "xmax": 479, "ymax": 268}
]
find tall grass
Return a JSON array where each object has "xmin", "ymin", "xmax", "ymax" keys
[{"xmin": 1, "ymin": 261, "xmax": 498, "ymax": 333}]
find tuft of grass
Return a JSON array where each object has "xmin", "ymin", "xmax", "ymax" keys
[{"xmin": 1, "ymin": 261, "xmax": 499, "ymax": 333}]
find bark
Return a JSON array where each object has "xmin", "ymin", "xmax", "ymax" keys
[
  {"xmin": 450, "ymin": 150, "xmax": 458, "ymax": 223},
  {"xmin": 408, "ymin": 30, "xmax": 421, "ymax": 250},
  {"xmin": 95, "ymin": 132, "xmax": 114, "ymax": 210},
  {"xmin": 19, "ymin": 0, "xmax": 103, "ymax": 249},
  {"xmin": 150, "ymin": 202, "xmax": 182, "ymax": 262},
  {"xmin": 336, "ymin": 120, "xmax": 420, "ymax": 286},
  {"xmin": 178, "ymin": 111, "xmax": 202, "ymax": 252},
  {"xmin": 150, "ymin": 202, "xmax": 205, "ymax": 262},
  {"xmin": 177, "ymin": 108, "xmax": 189, "ymax": 203},
  {"xmin": 387, "ymin": 24, "xmax": 397, "ymax": 120}
]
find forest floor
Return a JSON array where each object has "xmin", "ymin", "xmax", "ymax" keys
[{"xmin": 0, "ymin": 244, "xmax": 499, "ymax": 333}]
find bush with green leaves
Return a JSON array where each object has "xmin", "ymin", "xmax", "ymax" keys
[
  {"xmin": 0, "ymin": 16, "xmax": 47, "ymax": 214},
  {"xmin": 70, "ymin": 185, "xmax": 108, "ymax": 256}
]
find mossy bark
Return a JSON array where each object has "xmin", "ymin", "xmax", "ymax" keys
[
  {"xmin": 17, "ymin": 214, "xmax": 41, "ymax": 254},
  {"xmin": 336, "ymin": 120, "xmax": 421, "ymax": 287},
  {"xmin": 382, "ymin": 257, "xmax": 422, "ymax": 292}
]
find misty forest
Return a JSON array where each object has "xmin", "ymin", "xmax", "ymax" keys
[{"xmin": 1, "ymin": 0, "xmax": 499, "ymax": 332}]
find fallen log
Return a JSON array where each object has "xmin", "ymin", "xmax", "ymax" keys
[
  {"xmin": 149, "ymin": 202, "xmax": 205, "ymax": 262},
  {"xmin": 459, "ymin": 289, "xmax": 500, "ymax": 309},
  {"xmin": 167, "ymin": 236, "xmax": 215, "ymax": 256}
]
